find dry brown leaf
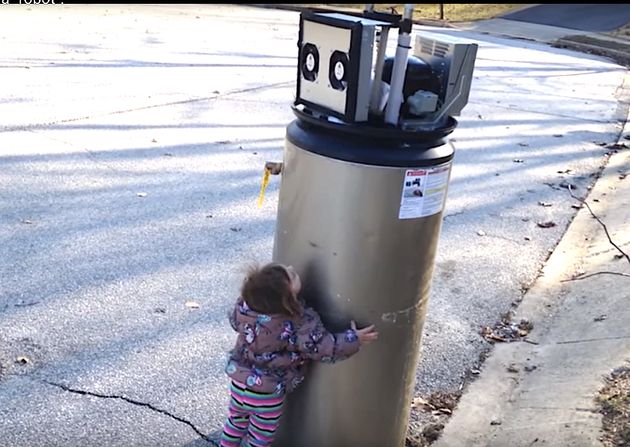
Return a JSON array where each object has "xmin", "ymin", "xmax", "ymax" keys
[
  {"xmin": 487, "ymin": 333, "xmax": 508, "ymax": 342},
  {"xmin": 411, "ymin": 397, "xmax": 431, "ymax": 409}
]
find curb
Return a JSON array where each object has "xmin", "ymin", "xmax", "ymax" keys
[{"xmin": 553, "ymin": 36, "xmax": 630, "ymax": 67}]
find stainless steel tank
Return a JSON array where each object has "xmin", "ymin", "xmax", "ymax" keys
[{"xmin": 273, "ymin": 111, "xmax": 455, "ymax": 447}]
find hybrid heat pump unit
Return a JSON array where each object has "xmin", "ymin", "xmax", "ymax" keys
[
  {"xmin": 412, "ymin": 31, "xmax": 478, "ymax": 120},
  {"xmin": 296, "ymin": 12, "xmax": 393, "ymax": 123}
]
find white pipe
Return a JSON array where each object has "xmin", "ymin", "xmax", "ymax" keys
[
  {"xmin": 383, "ymin": 32, "xmax": 411, "ymax": 125},
  {"xmin": 384, "ymin": 4, "xmax": 414, "ymax": 126},
  {"xmin": 364, "ymin": 4, "xmax": 374, "ymax": 13},
  {"xmin": 403, "ymin": 4, "xmax": 414, "ymax": 20},
  {"xmin": 369, "ymin": 27, "xmax": 389, "ymax": 115}
]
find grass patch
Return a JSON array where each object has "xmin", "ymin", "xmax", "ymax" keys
[
  {"xmin": 597, "ymin": 365, "xmax": 630, "ymax": 447},
  {"xmin": 606, "ymin": 24, "xmax": 630, "ymax": 41},
  {"xmin": 296, "ymin": 4, "xmax": 526, "ymax": 22}
]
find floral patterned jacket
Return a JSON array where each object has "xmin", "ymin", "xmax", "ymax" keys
[{"xmin": 225, "ymin": 297, "xmax": 361, "ymax": 394}]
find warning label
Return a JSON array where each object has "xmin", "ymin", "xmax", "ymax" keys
[{"xmin": 399, "ymin": 163, "xmax": 451, "ymax": 219}]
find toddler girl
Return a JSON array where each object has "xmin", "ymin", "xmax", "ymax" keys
[{"xmin": 219, "ymin": 262, "xmax": 378, "ymax": 447}]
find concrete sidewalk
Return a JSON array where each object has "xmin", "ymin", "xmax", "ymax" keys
[{"xmin": 435, "ymin": 120, "xmax": 630, "ymax": 447}]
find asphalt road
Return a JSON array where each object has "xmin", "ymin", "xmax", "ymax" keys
[
  {"xmin": 502, "ymin": 4, "xmax": 630, "ymax": 32},
  {"xmin": 0, "ymin": 4, "xmax": 628, "ymax": 446}
]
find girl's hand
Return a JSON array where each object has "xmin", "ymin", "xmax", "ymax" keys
[{"xmin": 350, "ymin": 320, "xmax": 379, "ymax": 345}]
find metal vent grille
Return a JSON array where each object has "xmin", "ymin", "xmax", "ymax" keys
[{"xmin": 418, "ymin": 37, "xmax": 450, "ymax": 58}]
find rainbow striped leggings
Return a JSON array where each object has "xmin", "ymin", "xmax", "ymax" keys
[{"xmin": 220, "ymin": 381, "xmax": 285, "ymax": 447}]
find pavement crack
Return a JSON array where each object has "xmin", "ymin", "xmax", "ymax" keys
[
  {"xmin": 483, "ymin": 233, "xmax": 525, "ymax": 246},
  {"xmin": 44, "ymin": 380, "xmax": 207, "ymax": 438},
  {"xmin": 586, "ymin": 240, "xmax": 630, "ymax": 258},
  {"xmin": 1, "ymin": 80, "xmax": 294, "ymax": 133},
  {"xmin": 519, "ymin": 406, "xmax": 598, "ymax": 414},
  {"xmin": 443, "ymin": 210, "xmax": 466, "ymax": 221},
  {"xmin": 466, "ymin": 99, "xmax": 614, "ymax": 124},
  {"xmin": 28, "ymin": 129, "xmax": 121, "ymax": 173},
  {"xmin": 555, "ymin": 335, "xmax": 630, "ymax": 345},
  {"xmin": 561, "ymin": 271, "xmax": 630, "ymax": 281}
]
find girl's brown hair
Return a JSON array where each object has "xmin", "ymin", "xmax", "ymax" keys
[{"xmin": 241, "ymin": 263, "xmax": 302, "ymax": 316}]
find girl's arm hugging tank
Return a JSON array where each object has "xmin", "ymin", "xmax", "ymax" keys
[
  {"xmin": 290, "ymin": 307, "xmax": 360, "ymax": 363},
  {"xmin": 225, "ymin": 298, "xmax": 361, "ymax": 394}
]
